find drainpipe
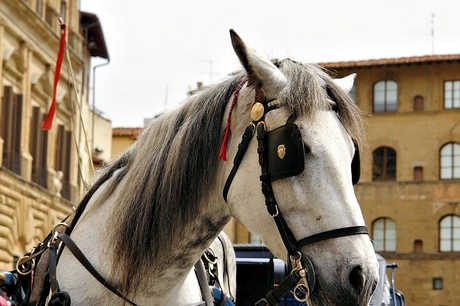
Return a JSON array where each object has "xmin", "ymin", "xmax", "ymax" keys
[{"xmin": 91, "ymin": 58, "xmax": 110, "ymax": 154}]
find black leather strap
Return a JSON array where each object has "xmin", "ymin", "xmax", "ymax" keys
[
  {"xmin": 223, "ymin": 123, "xmax": 256, "ymax": 201},
  {"xmin": 255, "ymin": 270, "xmax": 302, "ymax": 306},
  {"xmin": 296, "ymin": 226, "xmax": 369, "ymax": 249},
  {"xmin": 57, "ymin": 233, "xmax": 137, "ymax": 306},
  {"xmin": 257, "ymin": 123, "xmax": 299, "ymax": 257}
]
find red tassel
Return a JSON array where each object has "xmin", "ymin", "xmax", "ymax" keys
[
  {"xmin": 218, "ymin": 78, "xmax": 247, "ymax": 161},
  {"xmin": 42, "ymin": 22, "xmax": 67, "ymax": 131},
  {"xmin": 218, "ymin": 125, "xmax": 231, "ymax": 161}
]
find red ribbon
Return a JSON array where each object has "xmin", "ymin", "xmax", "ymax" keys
[
  {"xmin": 218, "ymin": 79, "xmax": 247, "ymax": 161},
  {"xmin": 42, "ymin": 23, "xmax": 67, "ymax": 130}
]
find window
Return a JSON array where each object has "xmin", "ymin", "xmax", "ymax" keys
[
  {"xmin": 372, "ymin": 218, "xmax": 396, "ymax": 252},
  {"xmin": 1, "ymin": 86, "xmax": 22, "ymax": 174},
  {"xmin": 440, "ymin": 143, "xmax": 460, "ymax": 179},
  {"xmin": 36, "ymin": 0, "xmax": 43, "ymax": 15},
  {"xmin": 373, "ymin": 80, "xmax": 397, "ymax": 112},
  {"xmin": 413, "ymin": 95, "xmax": 424, "ymax": 111},
  {"xmin": 413, "ymin": 166, "xmax": 423, "ymax": 181},
  {"xmin": 60, "ymin": 0, "xmax": 67, "ymax": 22},
  {"xmin": 439, "ymin": 215, "xmax": 460, "ymax": 252},
  {"xmin": 413, "ymin": 239, "xmax": 423, "ymax": 253},
  {"xmin": 45, "ymin": 5, "xmax": 56, "ymax": 28},
  {"xmin": 373, "ymin": 147, "xmax": 396, "ymax": 181},
  {"xmin": 444, "ymin": 80, "xmax": 460, "ymax": 109},
  {"xmin": 29, "ymin": 106, "xmax": 48, "ymax": 188},
  {"xmin": 55, "ymin": 125, "xmax": 72, "ymax": 200},
  {"xmin": 433, "ymin": 278, "xmax": 443, "ymax": 290}
]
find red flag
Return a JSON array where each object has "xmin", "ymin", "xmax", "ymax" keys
[{"xmin": 42, "ymin": 22, "xmax": 67, "ymax": 130}]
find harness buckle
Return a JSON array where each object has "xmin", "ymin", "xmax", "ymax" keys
[
  {"xmin": 48, "ymin": 231, "xmax": 60, "ymax": 248},
  {"xmin": 47, "ymin": 222, "xmax": 70, "ymax": 247},
  {"xmin": 202, "ymin": 249, "xmax": 218, "ymax": 280}
]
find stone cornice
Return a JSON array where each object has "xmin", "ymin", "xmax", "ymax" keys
[{"xmin": 0, "ymin": 1, "xmax": 84, "ymax": 72}]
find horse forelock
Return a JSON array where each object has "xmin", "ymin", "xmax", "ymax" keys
[{"xmin": 276, "ymin": 60, "xmax": 365, "ymax": 147}]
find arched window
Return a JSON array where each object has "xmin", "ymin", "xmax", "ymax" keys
[
  {"xmin": 413, "ymin": 95, "xmax": 424, "ymax": 111},
  {"xmin": 440, "ymin": 143, "xmax": 460, "ymax": 179},
  {"xmin": 372, "ymin": 218, "xmax": 396, "ymax": 252},
  {"xmin": 439, "ymin": 215, "xmax": 460, "ymax": 252},
  {"xmin": 373, "ymin": 80, "xmax": 398, "ymax": 112},
  {"xmin": 413, "ymin": 166, "xmax": 423, "ymax": 181},
  {"xmin": 373, "ymin": 147, "xmax": 396, "ymax": 181},
  {"xmin": 414, "ymin": 239, "xmax": 423, "ymax": 253}
]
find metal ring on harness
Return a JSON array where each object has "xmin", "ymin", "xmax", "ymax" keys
[
  {"xmin": 16, "ymin": 255, "xmax": 36, "ymax": 276},
  {"xmin": 293, "ymin": 283, "xmax": 309, "ymax": 302}
]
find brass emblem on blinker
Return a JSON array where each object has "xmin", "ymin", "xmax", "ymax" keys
[
  {"xmin": 251, "ymin": 102, "xmax": 265, "ymax": 121},
  {"xmin": 277, "ymin": 144, "xmax": 286, "ymax": 159}
]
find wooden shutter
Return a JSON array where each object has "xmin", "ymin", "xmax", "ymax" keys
[
  {"xmin": 1, "ymin": 87, "xmax": 22, "ymax": 174},
  {"xmin": 30, "ymin": 107, "xmax": 48, "ymax": 187}
]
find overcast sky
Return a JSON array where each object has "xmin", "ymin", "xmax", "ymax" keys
[{"xmin": 80, "ymin": 0, "xmax": 460, "ymax": 127}]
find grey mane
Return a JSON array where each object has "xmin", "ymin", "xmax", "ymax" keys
[{"xmin": 88, "ymin": 60, "xmax": 364, "ymax": 294}]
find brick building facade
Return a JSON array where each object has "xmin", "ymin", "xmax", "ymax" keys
[{"xmin": 322, "ymin": 55, "xmax": 460, "ymax": 306}]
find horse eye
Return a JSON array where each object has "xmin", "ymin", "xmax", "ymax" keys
[{"xmin": 304, "ymin": 144, "xmax": 311, "ymax": 154}]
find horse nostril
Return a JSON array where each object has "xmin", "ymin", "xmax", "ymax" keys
[{"xmin": 349, "ymin": 265, "xmax": 365, "ymax": 293}]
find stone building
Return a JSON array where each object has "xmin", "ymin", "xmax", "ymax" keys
[
  {"xmin": 0, "ymin": 0, "xmax": 111, "ymax": 270},
  {"xmin": 321, "ymin": 54, "xmax": 460, "ymax": 306}
]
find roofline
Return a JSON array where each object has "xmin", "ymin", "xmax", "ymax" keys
[
  {"xmin": 112, "ymin": 127, "xmax": 144, "ymax": 137},
  {"xmin": 320, "ymin": 54, "xmax": 460, "ymax": 69}
]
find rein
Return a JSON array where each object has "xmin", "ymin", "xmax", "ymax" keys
[{"xmin": 221, "ymin": 80, "xmax": 369, "ymax": 305}]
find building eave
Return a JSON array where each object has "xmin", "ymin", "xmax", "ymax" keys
[
  {"xmin": 80, "ymin": 11, "xmax": 109, "ymax": 60},
  {"xmin": 320, "ymin": 54, "xmax": 460, "ymax": 70}
]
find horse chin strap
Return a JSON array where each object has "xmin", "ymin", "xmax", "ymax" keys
[{"xmin": 222, "ymin": 85, "xmax": 369, "ymax": 305}]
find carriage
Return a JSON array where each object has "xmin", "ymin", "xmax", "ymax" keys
[
  {"xmin": 234, "ymin": 245, "xmax": 405, "ymax": 306},
  {"xmin": 1, "ymin": 30, "xmax": 383, "ymax": 305}
]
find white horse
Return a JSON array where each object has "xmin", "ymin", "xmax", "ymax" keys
[{"xmin": 53, "ymin": 30, "xmax": 378, "ymax": 305}]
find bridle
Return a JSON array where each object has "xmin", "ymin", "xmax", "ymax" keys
[{"xmin": 221, "ymin": 79, "xmax": 369, "ymax": 305}]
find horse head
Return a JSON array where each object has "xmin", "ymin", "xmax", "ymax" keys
[{"xmin": 223, "ymin": 30, "xmax": 378, "ymax": 306}]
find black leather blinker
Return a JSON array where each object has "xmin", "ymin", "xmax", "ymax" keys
[{"xmin": 266, "ymin": 124, "xmax": 305, "ymax": 182}]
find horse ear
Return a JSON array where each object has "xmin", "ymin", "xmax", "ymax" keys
[
  {"xmin": 333, "ymin": 73, "xmax": 356, "ymax": 94},
  {"xmin": 230, "ymin": 29, "xmax": 287, "ymax": 100}
]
